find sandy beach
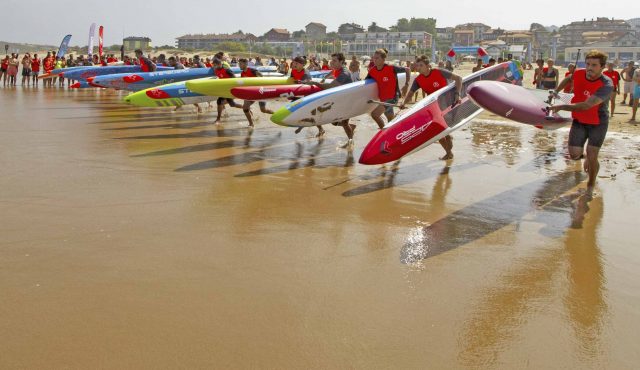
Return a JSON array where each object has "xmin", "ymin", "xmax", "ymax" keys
[{"xmin": 1, "ymin": 61, "xmax": 640, "ymax": 369}]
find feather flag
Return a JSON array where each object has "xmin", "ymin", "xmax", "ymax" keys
[
  {"xmin": 57, "ymin": 34, "xmax": 72, "ymax": 58},
  {"xmin": 99, "ymin": 26, "xmax": 104, "ymax": 57},
  {"xmin": 88, "ymin": 23, "xmax": 96, "ymax": 57}
]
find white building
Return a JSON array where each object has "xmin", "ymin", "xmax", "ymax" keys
[{"xmin": 346, "ymin": 31, "xmax": 433, "ymax": 56}]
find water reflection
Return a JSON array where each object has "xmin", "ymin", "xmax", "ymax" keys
[
  {"xmin": 458, "ymin": 189, "xmax": 606, "ymax": 367},
  {"xmin": 471, "ymin": 122, "xmax": 523, "ymax": 166},
  {"xmin": 400, "ymin": 171, "xmax": 584, "ymax": 263}
]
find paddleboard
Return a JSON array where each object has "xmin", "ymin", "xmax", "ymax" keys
[
  {"xmin": 61, "ymin": 65, "xmax": 172, "ymax": 82},
  {"xmin": 90, "ymin": 68, "xmax": 216, "ymax": 91},
  {"xmin": 359, "ymin": 62, "xmax": 522, "ymax": 165},
  {"xmin": 270, "ymin": 73, "xmax": 414, "ymax": 127},
  {"xmin": 231, "ymin": 84, "xmax": 323, "ymax": 100},
  {"xmin": 123, "ymin": 81, "xmax": 215, "ymax": 107},
  {"xmin": 466, "ymin": 81, "xmax": 573, "ymax": 129},
  {"xmin": 185, "ymin": 77, "xmax": 294, "ymax": 98}
]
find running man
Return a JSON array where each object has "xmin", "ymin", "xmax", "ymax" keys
[
  {"xmin": 602, "ymin": 62, "xmax": 621, "ymax": 117},
  {"xmin": 551, "ymin": 50, "xmax": 614, "ymax": 191},
  {"xmin": 238, "ymin": 58, "xmax": 274, "ymax": 128},
  {"xmin": 306, "ymin": 52, "xmax": 356, "ymax": 147},
  {"xmin": 289, "ymin": 56, "xmax": 325, "ymax": 137},
  {"xmin": 366, "ymin": 48, "xmax": 411, "ymax": 129},
  {"xmin": 399, "ymin": 55, "xmax": 462, "ymax": 160},
  {"xmin": 541, "ymin": 59, "xmax": 559, "ymax": 90},
  {"xmin": 212, "ymin": 58, "xmax": 239, "ymax": 124}
]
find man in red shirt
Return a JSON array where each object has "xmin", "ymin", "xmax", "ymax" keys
[
  {"xmin": 365, "ymin": 48, "xmax": 411, "ymax": 129},
  {"xmin": 30, "ymin": 53, "xmax": 41, "ymax": 86},
  {"xmin": 602, "ymin": 62, "xmax": 621, "ymax": 117},
  {"xmin": 399, "ymin": 56, "xmax": 462, "ymax": 160},
  {"xmin": 551, "ymin": 50, "xmax": 613, "ymax": 191}
]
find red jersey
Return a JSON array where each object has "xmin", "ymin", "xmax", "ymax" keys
[
  {"xmin": 603, "ymin": 70, "xmax": 621, "ymax": 88},
  {"xmin": 43, "ymin": 57, "xmax": 55, "ymax": 73},
  {"xmin": 571, "ymin": 69, "xmax": 607, "ymax": 125},
  {"xmin": 1, "ymin": 59, "xmax": 8, "ymax": 69},
  {"xmin": 321, "ymin": 65, "xmax": 331, "ymax": 70},
  {"xmin": 367, "ymin": 64, "xmax": 399, "ymax": 101},
  {"xmin": 215, "ymin": 67, "xmax": 234, "ymax": 79},
  {"xmin": 414, "ymin": 69, "xmax": 448, "ymax": 94},
  {"xmin": 241, "ymin": 68, "xmax": 257, "ymax": 78},
  {"xmin": 31, "ymin": 58, "xmax": 41, "ymax": 72},
  {"xmin": 291, "ymin": 68, "xmax": 306, "ymax": 81}
]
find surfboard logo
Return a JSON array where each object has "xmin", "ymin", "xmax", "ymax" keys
[
  {"xmin": 395, "ymin": 123, "xmax": 431, "ymax": 144},
  {"xmin": 258, "ymin": 87, "xmax": 276, "ymax": 94},
  {"xmin": 505, "ymin": 107, "xmax": 514, "ymax": 117}
]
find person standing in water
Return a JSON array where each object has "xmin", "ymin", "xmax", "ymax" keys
[
  {"xmin": 399, "ymin": 55, "xmax": 462, "ymax": 160},
  {"xmin": 551, "ymin": 50, "xmax": 613, "ymax": 191},
  {"xmin": 365, "ymin": 48, "xmax": 411, "ymax": 129},
  {"xmin": 212, "ymin": 58, "xmax": 239, "ymax": 124},
  {"xmin": 289, "ymin": 56, "xmax": 325, "ymax": 137}
]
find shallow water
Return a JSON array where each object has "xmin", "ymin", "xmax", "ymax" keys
[{"xmin": 1, "ymin": 87, "xmax": 639, "ymax": 369}]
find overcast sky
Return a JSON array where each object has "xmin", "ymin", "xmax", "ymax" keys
[{"xmin": 0, "ymin": 0, "xmax": 635, "ymax": 47}]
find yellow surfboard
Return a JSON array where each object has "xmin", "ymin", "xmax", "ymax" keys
[{"xmin": 185, "ymin": 77, "xmax": 294, "ymax": 98}]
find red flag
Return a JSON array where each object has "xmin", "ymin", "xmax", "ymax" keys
[
  {"xmin": 99, "ymin": 26, "xmax": 104, "ymax": 57},
  {"xmin": 447, "ymin": 49, "xmax": 456, "ymax": 57},
  {"xmin": 477, "ymin": 47, "xmax": 487, "ymax": 57}
]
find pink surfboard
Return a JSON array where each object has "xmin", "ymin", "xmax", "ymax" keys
[
  {"xmin": 466, "ymin": 80, "xmax": 573, "ymax": 129},
  {"xmin": 230, "ymin": 84, "xmax": 322, "ymax": 100}
]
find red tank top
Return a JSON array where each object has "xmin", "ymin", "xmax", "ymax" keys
[
  {"xmin": 571, "ymin": 69, "xmax": 605, "ymax": 125},
  {"xmin": 241, "ymin": 68, "xmax": 257, "ymax": 78},
  {"xmin": 291, "ymin": 68, "xmax": 306, "ymax": 81},
  {"xmin": 1, "ymin": 59, "xmax": 8, "ymax": 69},
  {"xmin": 215, "ymin": 67, "xmax": 233, "ymax": 79},
  {"xmin": 415, "ymin": 69, "xmax": 448, "ymax": 94},
  {"xmin": 31, "ymin": 59, "xmax": 40, "ymax": 71},
  {"xmin": 368, "ymin": 64, "xmax": 398, "ymax": 101},
  {"xmin": 603, "ymin": 70, "xmax": 620, "ymax": 88}
]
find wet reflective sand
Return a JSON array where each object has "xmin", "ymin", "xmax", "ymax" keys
[{"xmin": 2, "ymin": 87, "xmax": 640, "ymax": 369}]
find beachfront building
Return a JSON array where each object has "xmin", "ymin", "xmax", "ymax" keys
[
  {"xmin": 263, "ymin": 29, "xmax": 290, "ymax": 42},
  {"xmin": 559, "ymin": 18, "xmax": 632, "ymax": 48},
  {"xmin": 628, "ymin": 18, "xmax": 640, "ymax": 37},
  {"xmin": 305, "ymin": 23, "xmax": 327, "ymax": 40},
  {"xmin": 564, "ymin": 32, "xmax": 640, "ymax": 65},
  {"xmin": 338, "ymin": 23, "xmax": 366, "ymax": 41},
  {"xmin": 455, "ymin": 23, "xmax": 492, "ymax": 43},
  {"xmin": 123, "ymin": 37, "xmax": 151, "ymax": 51},
  {"xmin": 345, "ymin": 31, "xmax": 433, "ymax": 57},
  {"xmin": 175, "ymin": 33, "xmax": 258, "ymax": 50},
  {"xmin": 453, "ymin": 30, "xmax": 474, "ymax": 46}
]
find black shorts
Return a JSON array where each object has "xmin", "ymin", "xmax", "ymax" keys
[
  {"xmin": 568, "ymin": 119, "xmax": 608, "ymax": 148},
  {"xmin": 22, "ymin": 69, "xmax": 31, "ymax": 77},
  {"xmin": 0, "ymin": 68, "xmax": 6, "ymax": 73},
  {"xmin": 217, "ymin": 97, "xmax": 237, "ymax": 106}
]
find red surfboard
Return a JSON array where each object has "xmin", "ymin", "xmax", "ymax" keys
[
  {"xmin": 359, "ymin": 62, "xmax": 522, "ymax": 165},
  {"xmin": 230, "ymin": 84, "xmax": 322, "ymax": 100}
]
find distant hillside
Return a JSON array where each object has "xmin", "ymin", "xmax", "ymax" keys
[{"xmin": 1, "ymin": 41, "xmax": 57, "ymax": 54}]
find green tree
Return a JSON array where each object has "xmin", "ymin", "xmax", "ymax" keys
[
  {"xmin": 396, "ymin": 18, "xmax": 410, "ymax": 32},
  {"xmin": 368, "ymin": 22, "xmax": 387, "ymax": 32},
  {"xmin": 215, "ymin": 41, "xmax": 247, "ymax": 52},
  {"xmin": 292, "ymin": 30, "xmax": 306, "ymax": 39}
]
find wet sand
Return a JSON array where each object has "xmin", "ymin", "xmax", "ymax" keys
[{"xmin": 1, "ymin": 84, "xmax": 640, "ymax": 369}]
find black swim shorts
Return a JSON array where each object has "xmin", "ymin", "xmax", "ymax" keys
[{"xmin": 568, "ymin": 119, "xmax": 608, "ymax": 148}]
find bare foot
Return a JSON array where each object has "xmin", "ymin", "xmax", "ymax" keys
[
  {"xmin": 440, "ymin": 153, "xmax": 454, "ymax": 160},
  {"xmin": 316, "ymin": 129, "xmax": 325, "ymax": 138},
  {"xmin": 214, "ymin": 119, "xmax": 221, "ymax": 125},
  {"xmin": 339, "ymin": 139, "xmax": 354, "ymax": 149}
]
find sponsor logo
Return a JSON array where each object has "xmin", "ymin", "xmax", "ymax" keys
[
  {"xmin": 258, "ymin": 87, "xmax": 276, "ymax": 95},
  {"xmin": 583, "ymin": 91, "xmax": 591, "ymax": 97},
  {"xmin": 433, "ymin": 82, "xmax": 440, "ymax": 88},
  {"xmin": 395, "ymin": 123, "xmax": 432, "ymax": 144},
  {"xmin": 505, "ymin": 107, "xmax": 514, "ymax": 117},
  {"xmin": 383, "ymin": 77, "xmax": 389, "ymax": 82}
]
